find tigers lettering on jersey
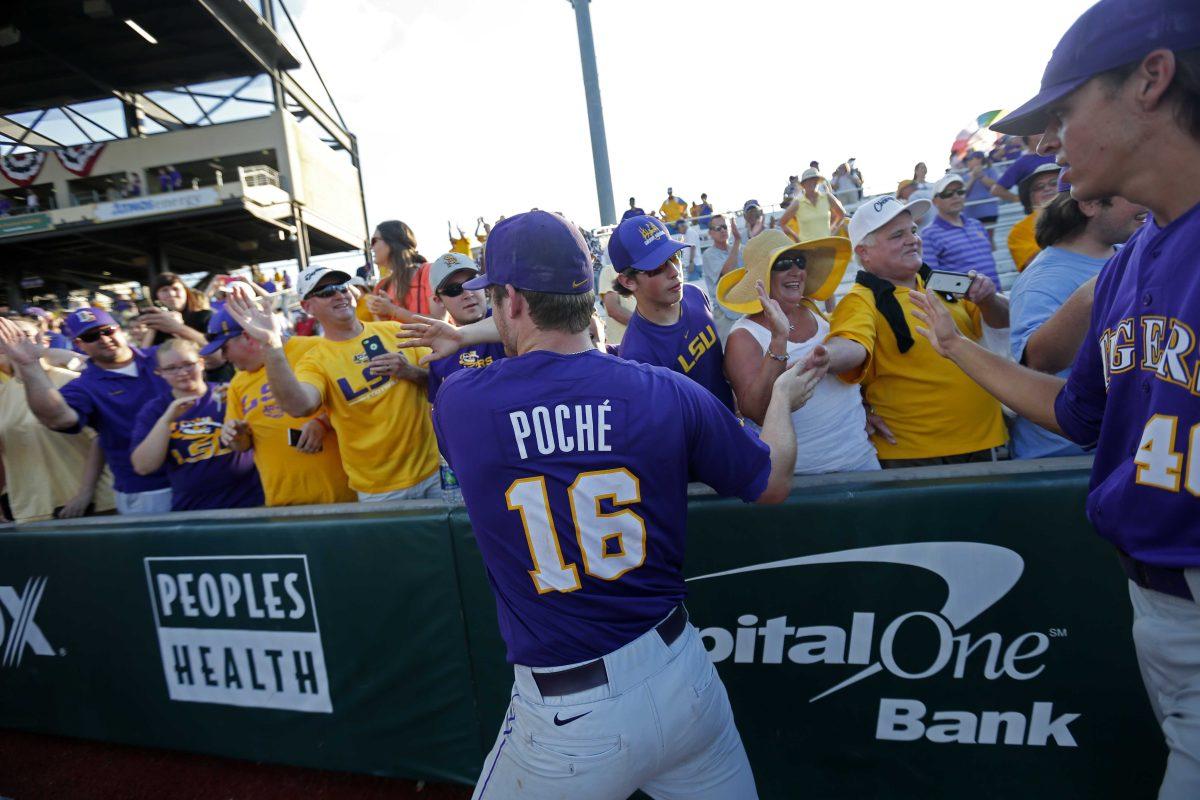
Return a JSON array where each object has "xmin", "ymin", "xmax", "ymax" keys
[{"xmin": 1098, "ymin": 315, "xmax": 1198, "ymax": 393}]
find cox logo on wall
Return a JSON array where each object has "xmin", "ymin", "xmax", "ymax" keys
[{"xmin": 688, "ymin": 543, "xmax": 1080, "ymax": 747}]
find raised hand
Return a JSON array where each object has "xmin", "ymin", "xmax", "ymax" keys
[
  {"xmin": 0, "ymin": 317, "xmax": 41, "ymax": 367},
  {"xmin": 909, "ymin": 289, "xmax": 961, "ymax": 357},
  {"xmin": 756, "ymin": 280, "xmax": 790, "ymax": 339},
  {"xmin": 773, "ymin": 346, "xmax": 828, "ymax": 413},
  {"xmin": 396, "ymin": 315, "xmax": 465, "ymax": 366},
  {"xmin": 164, "ymin": 395, "xmax": 201, "ymax": 421},
  {"xmin": 226, "ymin": 285, "xmax": 281, "ymax": 347},
  {"xmin": 139, "ymin": 307, "xmax": 186, "ymax": 334}
]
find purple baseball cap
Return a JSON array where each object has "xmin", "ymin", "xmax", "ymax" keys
[
  {"xmin": 463, "ymin": 210, "xmax": 593, "ymax": 294},
  {"xmin": 200, "ymin": 305, "xmax": 244, "ymax": 356},
  {"xmin": 63, "ymin": 307, "xmax": 117, "ymax": 339},
  {"xmin": 607, "ymin": 215, "xmax": 688, "ymax": 272},
  {"xmin": 994, "ymin": 0, "xmax": 1200, "ymax": 135}
]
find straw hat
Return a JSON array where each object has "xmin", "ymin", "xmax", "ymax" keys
[{"xmin": 716, "ymin": 230, "xmax": 851, "ymax": 314}]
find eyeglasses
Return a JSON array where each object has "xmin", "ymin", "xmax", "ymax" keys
[
  {"xmin": 937, "ymin": 189, "xmax": 967, "ymax": 198},
  {"xmin": 772, "ymin": 255, "xmax": 807, "ymax": 273},
  {"xmin": 709, "ymin": 225, "xmax": 728, "ymax": 232},
  {"xmin": 438, "ymin": 282, "xmax": 467, "ymax": 298},
  {"xmin": 306, "ymin": 282, "xmax": 351, "ymax": 300},
  {"xmin": 77, "ymin": 325, "xmax": 118, "ymax": 344},
  {"xmin": 158, "ymin": 360, "xmax": 200, "ymax": 374}
]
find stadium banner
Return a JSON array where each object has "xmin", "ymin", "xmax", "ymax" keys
[
  {"xmin": 93, "ymin": 186, "xmax": 220, "ymax": 222},
  {"xmin": 0, "ymin": 212, "xmax": 53, "ymax": 238},
  {"xmin": 0, "ymin": 465, "xmax": 1165, "ymax": 796},
  {"xmin": 0, "ymin": 507, "xmax": 484, "ymax": 784}
]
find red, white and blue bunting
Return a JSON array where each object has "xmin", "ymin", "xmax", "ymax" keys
[
  {"xmin": 0, "ymin": 152, "xmax": 47, "ymax": 187},
  {"xmin": 55, "ymin": 143, "xmax": 106, "ymax": 177}
]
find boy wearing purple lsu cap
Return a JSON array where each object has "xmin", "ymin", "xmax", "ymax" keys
[
  {"xmin": 909, "ymin": 2, "xmax": 1200, "ymax": 795},
  {"xmin": 405, "ymin": 209, "xmax": 825, "ymax": 799},
  {"xmin": 0, "ymin": 307, "xmax": 172, "ymax": 514},
  {"xmin": 608, "ymin": 214, "xmax": 738, "ymax": 412}
]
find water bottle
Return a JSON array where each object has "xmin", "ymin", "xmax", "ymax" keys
[{"xmin": 439, "ymin": 455, "xmax": 463, "ymax": 507}]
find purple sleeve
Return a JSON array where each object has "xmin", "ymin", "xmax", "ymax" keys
[
  {"xmin": 130, "ymin": 398, "xmax": 166, "ymax": 452},
  {"xmin": 678, "ymin": 377, "xmax": 771, "ymax": 501},
  {"xmin": 56, "ymin": 377, "xmax": 94, "ymax": 435},
  {"xmin": 997, "ymin": 161, "xmax": 1021, "ymax": 189},
  {"xmin": 1053, "ymin": 297, "xmax": 1107, "ymax": 447}
]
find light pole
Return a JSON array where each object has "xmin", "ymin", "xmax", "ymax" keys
[{"xmin": 568, "ymin": 0, "xmax": 616, "ymax": 226}]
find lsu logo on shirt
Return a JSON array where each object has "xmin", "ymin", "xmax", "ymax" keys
[
  {"xmin": 241, "ymin": 384, "xmax": 285, "ymax": 419},
  {"xmin": 1099, "ymin": 316, "xmax": 1198, "ymax": 392},
  {"xmin": 170, "ymin": 417, "xmax": 230, "ymax": 465},
  {"xmin": 677, "ymin": 325, "xmax": 719, "ymax": 374},
  {"xmin": 336, "ymin": 367, "xmax": 391, "ymax": 404},
  {"xmin": 459, "ymin": 349, "xmax": 494, "ymax": 369}
]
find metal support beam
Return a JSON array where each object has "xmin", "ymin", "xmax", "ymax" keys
[{"xmin": 568, "ymin": 0, "xmax": 615, "ymax": 226}]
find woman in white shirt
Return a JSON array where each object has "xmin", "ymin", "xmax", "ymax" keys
[{"xmin": 718, "ymin": 230, "xmax": 879, "ymax": 474}]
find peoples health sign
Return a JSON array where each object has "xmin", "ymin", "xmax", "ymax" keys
[{"xmin": 94, "ymin": 187, "xmax": 220, "ymax": 222}]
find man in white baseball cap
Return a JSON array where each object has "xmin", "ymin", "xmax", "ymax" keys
[
  {"xmin": 423, "ymin": 252, "xmax": 507, "ymax": 405},
  {"xmin": 822, "ymin": 195, "xmax": 1009, "ymax": 466}
]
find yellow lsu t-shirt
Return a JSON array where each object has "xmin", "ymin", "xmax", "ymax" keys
[
  {"xmin": 225, "ymin": 337, "xmax": 355, "ymax": 507},
  {"xmin": 827, "ymin": 280, "xmax": 1006, "ymax": 460},
  {"xmin": 659, "ymin": 199, "xmax": 686, "ymax": 223},
  {"xmin": 294, "ymin": 321, "xmax": 439, "ymax": 493}
]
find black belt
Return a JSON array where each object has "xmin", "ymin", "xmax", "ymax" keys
[
  {"xmin": 1118, "ymin": 550, "xmax": 1194, "ymax": 601},
  {"xmin": 532, "ymin": 605, "xmax": 688, "ymax": 697}
]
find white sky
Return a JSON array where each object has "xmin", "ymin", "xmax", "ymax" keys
[{"xmin": 289, "ymin": 0, "xmax": 1096, "ymax": 255}]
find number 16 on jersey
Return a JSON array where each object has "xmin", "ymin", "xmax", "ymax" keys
[{"xmin": 505, "ymin": 468, "xmax": 648, "ymax": 593}]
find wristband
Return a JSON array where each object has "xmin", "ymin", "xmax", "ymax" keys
[{"xmin": 766, "ymin": 350, "xmax": 787, "ymax": 363}]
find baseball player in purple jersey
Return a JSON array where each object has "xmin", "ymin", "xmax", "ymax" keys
[
  {"xmin": 413, "ymin": 210, "xmax": 824, "ymax": 799},
  {"xmin": 607, "ymin": 215, "xmax": 736, "ymax": 411},
  {"xmin": 908, "ymin": 2, "xmax": 1200, "ymax": 795}
]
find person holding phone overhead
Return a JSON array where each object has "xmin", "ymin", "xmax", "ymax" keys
[
  {"xmin": 820, "ymin": 196, "xmax": 1008, "ymax": 467},
  {"xmin": 129, "ymin": 338, "xmax": 264, "ymax": 511},
  {"xmin": 225, "ymin": 266, "xmax": 440, "ymax": 502}
]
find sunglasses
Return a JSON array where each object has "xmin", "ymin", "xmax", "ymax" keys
[
  {"xmin": 306, "ymin": 282, "xmax": 351, "ymax": 300},
  {"xmin": 158, "ymin": 360, "xmax": 200, "ymax": 374},
  {"xmin": 709, "ymin": 225, "xmax": 728, "ymax": 232},
  {"xmin": 938, "ymin": 189, "xmax": 967, "ymax": 198},
  {"xmin": 77, "ymin": 325, "xmax": 118, "ymax": 344},
  {"xmin": 438, "ymin": 282, "xmax": 468, "ymax": 298},
  {"xmin": 772, "ymin": 255, "xmax": 808, "ymax": 273}
]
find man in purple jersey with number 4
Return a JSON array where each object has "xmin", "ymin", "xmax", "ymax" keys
[
  {"xmin": 909, "ymin": 2, "xmax": 1200, "ymax": 796},
  {"xmin": 408, "ymin": 210, "xmax": 824, "ymax": 799}
]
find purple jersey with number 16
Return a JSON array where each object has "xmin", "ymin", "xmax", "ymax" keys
[{"xmin": 433, "ymin": 348, "xmax": 771, "ymax": 667}]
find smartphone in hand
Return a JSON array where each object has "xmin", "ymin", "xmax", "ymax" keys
[
  {"xmin": 362, "ymin": 334, "xmax": 386, "ymax": 359},
  {"xmin": 925, "ymin": 270, "xmax": 973, "ymax": 296}
]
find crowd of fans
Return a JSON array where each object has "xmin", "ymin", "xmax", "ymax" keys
[{"xmin": 0, "ymin": 132, "xmax": 1138, "ymax": 524}]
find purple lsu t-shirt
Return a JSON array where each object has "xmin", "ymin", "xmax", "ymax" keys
[
  {"xmin": 58, "ymin": 346, "xmax": 170, "ymax": 494},
  {"xmin": 131, "ymin": 384, "xmax": 264, "ymax": 511},
  {"xmin": 1054, "ymin": 203, "xmax": 1200, "ymax": 568},
  {"xmin": 433, "ymin": 349, "xmax": 771, "ymax": 667},
  {"xmin": 427, "ymin": 341, "xmax": 508, "ymax": 404},
  {"xmin": 617, "ymin": 283, "xmax": 736, "ymax": 412}
]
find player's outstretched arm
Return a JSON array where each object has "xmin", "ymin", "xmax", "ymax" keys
[
  {"xmin": 910, "ymin": 288, "xmax": 1064, "ymax": 433},
  {"xmin": 396, "ymin": 314, "xmax": 500, "ymax": 365},
  {"xmin": 756, "ymin": 347, "xmax": 827, "ymax": 504}
]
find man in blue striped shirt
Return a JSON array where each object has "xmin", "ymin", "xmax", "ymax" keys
[{"xmin": 922, "ymin": 173, "xmax": 1003, "ymax": 290}]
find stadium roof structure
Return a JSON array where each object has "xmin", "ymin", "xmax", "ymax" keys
[{"xmin": 1, "ymin": 0, "xmax": 301, "ymax": 119}]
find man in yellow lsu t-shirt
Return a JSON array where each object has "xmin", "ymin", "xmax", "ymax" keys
[
  {"xmin": 822, "ymin": 197, "xmax": 1010, "ymax": 467},
  {"xmin": 225, "ymin": 268, "xmax": 440, "ymax": 501},
  {"xmin": 204, "ymin": 307, "xmax": 355, "ymax": 507}
]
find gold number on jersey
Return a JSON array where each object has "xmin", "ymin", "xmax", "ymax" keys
[
  {"xmin": 506, "ymin": 469, "xmax": 647, "ymax": 594},
  {"xmin": 1133, "ymin": 414, "xmax": 1200, "ymax": 495}
]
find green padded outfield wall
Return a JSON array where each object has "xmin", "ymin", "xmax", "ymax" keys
[{"xmin": 0, "ymin": 465, "xmax": 1166, "ymax": 797}]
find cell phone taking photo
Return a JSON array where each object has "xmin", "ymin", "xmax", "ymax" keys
[
  {"xmin": 362, "ymin": 334, "xmax": 386, "ymax": 359},
  {"xmin": 925, "ymin": 270, "xmax": 973, "ymax": 296},
  {"xmin": 288, "ymin": 428, "xmax": 302, "ymax": 447}
]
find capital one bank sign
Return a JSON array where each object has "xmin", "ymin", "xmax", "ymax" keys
[{"xmin": 688, "ymin": 543, "xmax": 1080, "ymax": 747}]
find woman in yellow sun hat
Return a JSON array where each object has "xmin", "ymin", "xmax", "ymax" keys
[{"xmin": 718, "ymin": 230, "xmax": 880, "ymax": 474}]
